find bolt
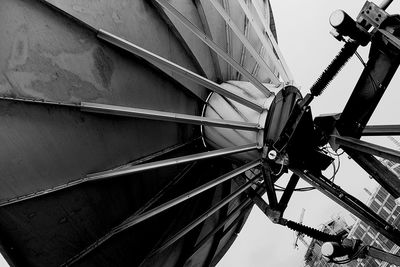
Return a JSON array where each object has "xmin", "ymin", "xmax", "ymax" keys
[
  {"xmin": 268, "ymin": 150, "xmax": 277, "ymax": 160},
  {"xmin": 339, "ymin": 193, "xmax": 344, "ymax": 199}
]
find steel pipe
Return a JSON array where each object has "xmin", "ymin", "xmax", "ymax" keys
[
  {"xmin": 362, "ymin": 125, "xmax": 400, "ymax": 136},
  {"xmin": 0, "ymin": 139, "xmax": 200, "ymax": 207},
  {"xmin": 251, "ymin": 0, "xmax": 293, "ymax": 82},
  {"xmin": 380, "ymin": 0, "xmax": 393, "ymax": 10},
  {"xmin": 97, "ymin": 30, "xmax": 263, "ymax": 112},
  {"xmin": 152, "ymin": 0, "xmax": 275, "ymax": 96},
  {"xmin": 278, "ymin": 173, "xmax": 300, "ymax": 213},
  {"xmin": 113, "ymin": 160, "xmax": 260, "ymax": 231},
  {"xmin": 235, "ymin": 0, "xmax": 292, "ymax": 82},
  {"xmin": 368, "ymin": 246, "xmax": 400, "ymax": 265},
  {"xmin": 291, "ymin": 168, "xmax": 400, "ymax": 246},
  {"xmin": 208, "ymin": 0, "xmax": 279, "ymax": 84},
  {"xmin": 81, "ymin": 102, "xmax": 260, "ymax": 131},
  {"xmin": 87, "ymin": 144, "xmax": 260, "ymax": 180}
]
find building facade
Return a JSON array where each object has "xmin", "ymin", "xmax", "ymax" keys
[
  {"xmin": 304, "ymin": 159, "xmax": 400, "ymax": 267},
  {"xmin": 304, "ymin": 216, "xmax": 356, "ymax": 267},
  {"xmin": 346, "ymin": 159, "xmax": 400, "ymax": 267}
]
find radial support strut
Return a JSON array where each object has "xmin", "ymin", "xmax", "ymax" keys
[
  {"xmin": 186, "ymin": 198, "xmax": 253, "ymax": 261},
  {"xmin": 145, "ymin": 178, "xmax": 257, "ymax": 259},
  {"xmin": 81, "ymin": 102, "xmax": 260, "ymax": 131},
  {"xmin": 291, "ymin": 168, "xmax": 400, "ymax": 246},
  {"xmin": 250, "ymin": 0, "xmax": 293, "ymax": 82},
  {"xmin": 262, "ymin": 166, "xmax": 278, "ymax": 208},
  {"xmin": 152, "ymin": 0, "xmax": 276, "ymax": 96},
  {"xmin": 235, "ymin": 0, "xmax": 292, "ymax": 82},
  {"xmin": 0, "ymin": 138, "xmax": 201, "ymax": 207},
  {"xmin": 362, "ymin": 125, "xmax": 400, "ymax": 136},
  {"xmin": 207, "ymin": 0, "xmax": 279, "ymax": 83},
  {"xmin": 333, "ymin": 135, "xmax": 400, "ymax": 163},
  {"xmin": 86, "ymin": 144, "xmax": 259, "ymax": 181},
  {"xmin": 344, "ymin": 149, "xmax": 400, "ymax": 199},
  {"xmin": 97, "ymin": 30, "xmax": 264, "ymax": 112},
  {"xmin": 278, "ymin": 173, "xmax": 300, "ymax": 213},
  {"xmin": 62, "ymin": 161, "xmax": 260, "ymax": 266}
]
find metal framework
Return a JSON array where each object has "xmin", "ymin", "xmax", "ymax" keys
[
  {"xmin": 86, "ymin": 143, "xmax": 259, "ymax": 180},
  {"xmin": 81, "ymin": 102, "xmax": 260, "ymax": 131},
  {"xmin": 144, "ymin": 178, "xmax": 257, "ymax": 259},
  {"xmin": 152, "ymin": 0, "xmax": 277, "ymax": 95},
  {"xmin": 207, "ymin": 0, "xmax": 279, "ymax": 84},
  {"xmin": 1, "ymin": 0, "xmax": 400, "ymax": 266},
  {"xmin": 362, "ymin": 125, "xmax": 400, "ymax": 136},
  {"xmin": 250, "ymin": 0, "xmax": 293, "ymax": 82},
  {"xmin": 235, "ymin": 0, "xmax": 292, "ymax": 82},
  {"xmin": 62, "ymin": 162, "xmax": 260, "ymax": 266},
  {"xmin": 98, "ymin": 30, "xmax": 264, "ymax": 112}
]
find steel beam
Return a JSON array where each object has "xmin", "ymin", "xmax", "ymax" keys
[
  {"xmin": 278, "ymin": 173, "xmax": 300, "ymax": 213},
  {"xmin": 236, "ymin": 0, "xmax": 293, "ymax": 82},
  {"xmin": 337, "ymin": 26, "xmax": 400, "ymax": 138},
  {"xmin": 345, "ymin": 148, "xmax": 400, "ymax": 199},
  {"xmin": 81, "ymin": 102, "xmax": 260, "ymax": 131},
  {"xmin": 145, "ymin": 178, "xmax": 256, "ymax": 258},
  {"xmin": 291, "ymin": 168, "xmax": 400, "ymax": 246},
  {"xmin": 262, "ymin": 166, "xmax": 278, "ymax": 208},
  {"xmin": 362, "ymin": 125, "xmax": 400, "ymax": 136},
  {"xmin": 368, "ymin": 246, "xmax": 400, "ymax": 265},
  {"xmin": 61, "ymin": 161, "xmax": 259, "ymax": 266},
  {"xmin": 379, "ymin": 29, "xmax": 400, "ymax": 50},
  {"xmin": 97, "ymin": 30, "xmax": 264, "ymax": 113},
  {"xmin": 152, "ymin": 0, "xmax": 275, "ymax": 96},
  {"xmin": 207, "ymin": 0, "xmax": 280, "ymax": 84},
  {"xmin": 86, "ymin": 144, "xmax": 259, "ymax": 181},
  {"xmin": 249, "ymin": 188, "xmax": 281, "ymax": 223},
  {"xmin": 334, "ymin": 135, "xmax": 400, "ymax": 163}
]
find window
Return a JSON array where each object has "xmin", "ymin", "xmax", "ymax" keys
[
  {"xmin": 353, "ymin": 227, "xmax": 364, "ymax": 239},
  {"xmin": 386, "ymin": 160, "xmax": 395, "ymax": 168},
  {"xmin": 378, "ymin": 208, "xmax": 390, "ymax": 220},
  {"xmin": 370, "ymin": 200, "xmax": 380, "ymax": 213},
  {"xmin": 363, "ymin": 233, "xmax": 373, "ymax": 245},
  {"xmin": 386, "ymin": 198, "xmax": 396, "ymax": 211}
]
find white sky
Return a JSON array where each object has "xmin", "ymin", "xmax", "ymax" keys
[{"xmin": 218, "ymin": 1, "xmax": 400, "ymax": 266}]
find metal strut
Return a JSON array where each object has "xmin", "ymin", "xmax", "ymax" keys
[
  {"xmin": 249, "ymin": 188, "xmax": 341, "ymax": 243},
  {"xmin": 310, "ymin": 41, "xmax": 358, "ymax": 97},
  {"xmin": 283, "ymin": 220, "xmax": 341, "ymax": 243}
]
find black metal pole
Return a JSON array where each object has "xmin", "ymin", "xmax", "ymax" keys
[{"xmin": 291, "ymin": 168, "xmax": 400, "ymax": 246}]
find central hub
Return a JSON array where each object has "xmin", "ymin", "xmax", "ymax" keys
[{"xmin": 202, "ymin": 81, "xmax": 283, "ymax": 162}]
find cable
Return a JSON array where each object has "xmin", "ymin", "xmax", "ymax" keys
[
  {"xmin": 354, "ymin": 50, "xmax": 379, "ymax": 93},
  {"xmin": 272, "ymin": 161, "xmax": 285, "ymax": 176}
]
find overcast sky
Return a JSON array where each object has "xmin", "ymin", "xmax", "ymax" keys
[{"xmin": 218, "ymin": 1, "xmax": 400, "ymax": 266}]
